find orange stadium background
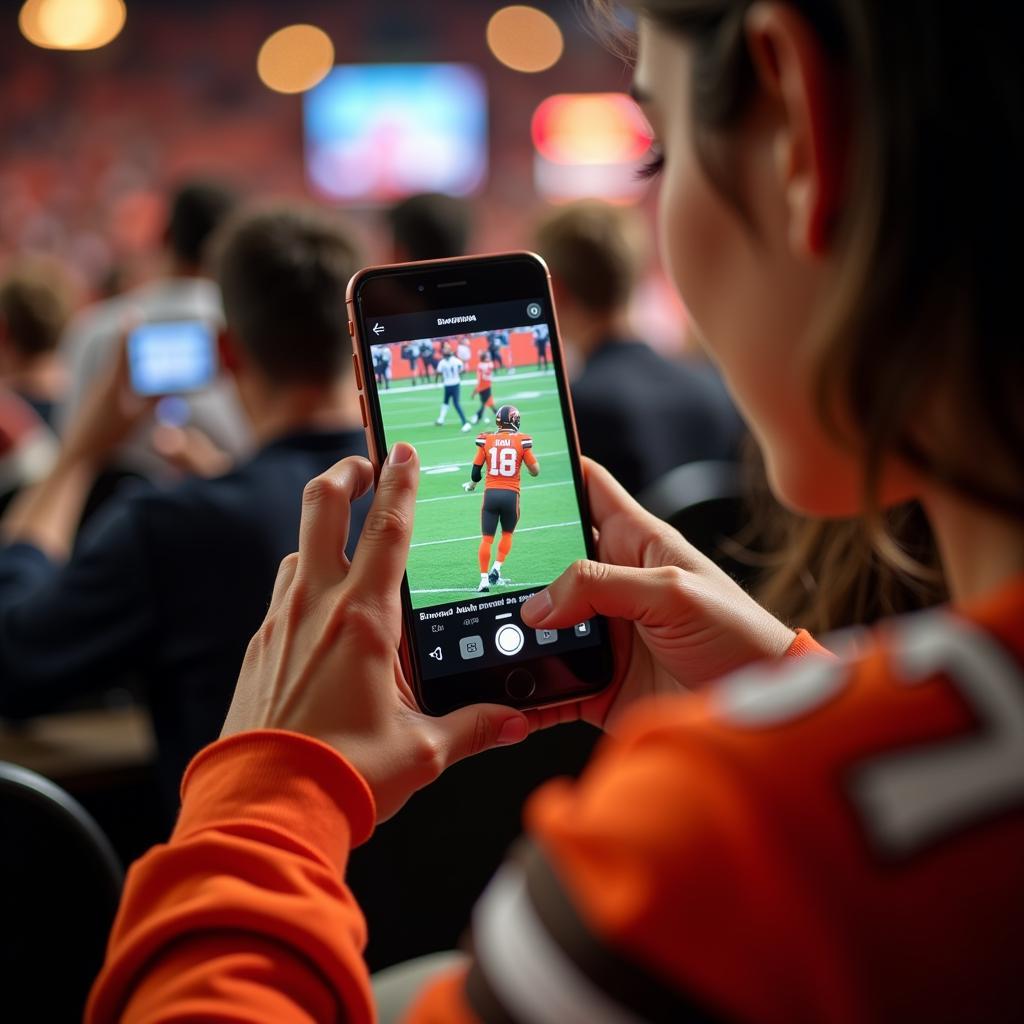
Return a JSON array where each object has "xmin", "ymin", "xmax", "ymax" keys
[{"xmin": 386, "ymin": 330, "xmax": 539, "ymax": 381}]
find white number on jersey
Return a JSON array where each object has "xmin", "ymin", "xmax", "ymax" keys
[
  {"xmin": 714, "ymin": 611, "xmax": 1024, "ymax": 856},
  {"xmin": 489, "ymin": 447, "xmax": 519, "ymax": 477},
  {"xmin": 850, "ymin": 613, "xmax": 1024, "ymax": 855}
]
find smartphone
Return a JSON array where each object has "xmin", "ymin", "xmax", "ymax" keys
[
  {"xmin": 126, "ymin": 320, "xmax": 217, "ymax": 396},
  {"xmin": 348, "ymin": 252, "xmax": 615, "ymax": 715}
]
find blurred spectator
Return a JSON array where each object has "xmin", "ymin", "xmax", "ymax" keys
[
  {"xmin": 0, "ymin": 204, "xmax": 368, "ymax": 814},
  {"xmin": 0, "ymin": 257, "xmax": 76, "ymax": 427},
  {"xmin": 0, "ymin": 389, "xmax": 58, "ymax": 514},
  {"xmin": 535, "ymin": 200, "xmax": 745, "ymax": 496},
  {"xmin": 386, "ymin": 192, "xmax": 472, "ymax": 262},
  {"xmin": 59, "ymin": 179, "xmax": 250, "ymax": 482}
]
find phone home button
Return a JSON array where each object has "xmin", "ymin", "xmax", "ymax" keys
[{"xmin": 505, "ymin": 669, "xmax": 536, "ymax": 700}]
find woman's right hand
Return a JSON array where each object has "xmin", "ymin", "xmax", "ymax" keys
[{"xmin": 521, "ymin": 459, "xmax": 796, "ymax": 733}]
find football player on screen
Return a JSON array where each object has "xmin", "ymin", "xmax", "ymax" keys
[
  {"xmin": 434, "ymin": 342, "xmax": 471, "ymax": 431},
  {"xmin": 470, "ymin": 347, "xmax": 497, "ymax": 425},
  {"xmin": 462, "ymin": 404, "xmax": 539, "ymax": 592}
]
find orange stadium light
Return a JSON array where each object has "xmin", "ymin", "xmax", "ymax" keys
[
  {"xmin": 486, "ymin": 5, "xmax": 564, "ymax": 74},
  {"xmin": 257, "ymin": 24, "xmax": 335, "ymax": 95},
  {"xmin": 531, "ymin": 93, "xmax": 654, "ymax": 203},
  {"xmin": 19, "ymin": 0, "xmax": 126, "ymax": 51}
]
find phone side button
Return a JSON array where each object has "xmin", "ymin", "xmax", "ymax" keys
[
  {"xmin": 505, "ymin": 669, "xmax": 536, "ymax": 700},
  {"xmin": 358, "ymin": 393, "xmax": 368, "ymax": 428},
  {"xmin": 348, "ymin": 319, "xmax": 354, "ymax": 337},
  {"xmin": 353, "ymin": 352, "xmax": 364, "ymax": 391}
]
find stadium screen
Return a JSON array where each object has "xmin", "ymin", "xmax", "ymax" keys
[{"xmin": 303, "ymin": 63, "xmax": 488, "ymax": 202}]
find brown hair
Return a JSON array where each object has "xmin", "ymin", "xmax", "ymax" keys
[
  {"xmin": 534, "ymin": 200, "xmax": 647, "ymax": 313},
  {"xmin": 0, "ymin": 259, "xmax": 75, "ymax": 357},
  {"xmin": 213, "ymin": 204, "xmax": 361, "ymax": 384},
  {"xmin": 735, "ymin": 441, "xmax": 946, "ymax": 632},
  {"xmin": 591, "ymin": 0, "xmax": 1023, "ymax": 617}
]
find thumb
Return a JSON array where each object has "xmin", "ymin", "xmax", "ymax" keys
[
  {"xmin": 522, "ymin": 560, "xmax": 684, "ymax": 630},
  {"xmin": 427, "ymin": 704, "xmax": 530, "ymax": 770}
]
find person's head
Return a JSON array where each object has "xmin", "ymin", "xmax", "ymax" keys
[
  {"xmin": 386, "ymin": 193, "xmax": 472, "ymax": 262},
  {"xmin": 212, "ymin": 204, "xmax": 361, "ymax": 394},
  {"xmin": 165, "ymin": 180, "xmax": 240, "ymax": 273},
  {"xmin": 0, "ymin": 259, "xmax": 75, "ymax": 372},
  {"xmin": 533, "ymin": 200, "xmax": 647, "ymax": 353},
  {"xmin": 592, "ymin": 1, "xmax": 1021, "ymax": 523}
]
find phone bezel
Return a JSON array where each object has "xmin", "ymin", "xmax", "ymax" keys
[{"xmin": 347, "ymin": 252, "xmax": 615, "ymax": 715}]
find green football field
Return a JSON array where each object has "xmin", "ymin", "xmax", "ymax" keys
[{"xmin": 376, "ymin": 367, "xmax": 589, "ymax": 610}]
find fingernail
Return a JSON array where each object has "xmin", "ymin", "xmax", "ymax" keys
[
  {"xmin": 387, "ymin": 442, "xmax": 415, "ymax": 466},
  {"xmin": 497, "ymin": 717, "xmax": 528, "ymax": 745},
  {"xmin": 521, "ymin": 589, "xmax": 552, "ymax": 623}
]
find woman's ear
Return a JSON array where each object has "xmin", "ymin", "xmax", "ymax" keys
[{"xmin": 745, "ymin": 2, "xmax": 847, "ymax": 257}]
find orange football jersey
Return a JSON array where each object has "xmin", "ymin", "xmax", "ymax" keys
[
  {"xmin": 473, "ymin": 431, "xmax": 536, "ymax": 493},
  {"xmin": 475, "ymin": 361, "xmax": 494, "ymax": 393},
  {"xmin": 87, "ymin": 584, "xmax": 1024, "ymax": 1024}
]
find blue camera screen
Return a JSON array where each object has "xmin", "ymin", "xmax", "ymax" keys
[{"xmin": 127, "ymin": 321, "xmax": 216, "ymax": 396}]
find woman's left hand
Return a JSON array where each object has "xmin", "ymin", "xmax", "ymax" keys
[{"xmin": 221, "ymin": 443, "xmax": 531, "ymax": 822}]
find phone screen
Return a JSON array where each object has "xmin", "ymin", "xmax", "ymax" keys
[
  {"xmin": 127, "ymin": 320, "xmax": 217, "ymax": 396},
  {"xmin": 355, "ymin": 262, "xmax": 611, "ymax": 712}
]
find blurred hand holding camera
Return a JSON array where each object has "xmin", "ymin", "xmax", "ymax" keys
[
  {"xmin": 1, "ymin": 321, "xmax": 155, "ymax": 557},
  {"xmin": 60, "ymin": 318, "xmax": 156, "ymax": 469},
  {"xmin": 221, "ymin": 444, "xmax": 531, "ymax": 823}
]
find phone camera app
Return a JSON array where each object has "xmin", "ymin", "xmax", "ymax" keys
[{"xmin": 459, "ymin": 635, "xmax": 484, "ymax": 660}]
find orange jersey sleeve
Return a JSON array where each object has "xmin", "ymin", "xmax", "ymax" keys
[{"xmin": 86, "ymin": 731, "xmax": 377, "ymax": 1024}]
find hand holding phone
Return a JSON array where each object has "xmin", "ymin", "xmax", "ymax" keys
[
  {"xmin": 519, "ymin": 458, "xmax": 798, "ymax": 734},
  {"xmin": 127, "ymin": 320, "xmax": 217, "ymax": 396},
  {"xmin": 348, "ymin": 252, "xmax": 615, "ymax": 715},
  {"xmin": 222, "ymin": 451, "xmax": 532, "ymax": 823}
]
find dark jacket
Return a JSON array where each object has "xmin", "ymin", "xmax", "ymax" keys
[
  {"xmin": 0, "ymin": 429, "xmax": 368, "ymax": 805},
  {"xmin": 571, "ymin": 338, "xmax": 745, "ymax": 495}
]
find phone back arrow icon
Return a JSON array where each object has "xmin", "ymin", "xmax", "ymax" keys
[{"xmin": 372, "ymin": 323, "xmax": 385, "ymax": 336}]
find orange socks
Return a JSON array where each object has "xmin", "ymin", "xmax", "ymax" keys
[
  {"xmin": 497, "ymin": 533, "xmax": 513, "ymax": 561},
  {"xmin": 479, "ymin": 536, "xmax": 494, "ymax": 573}
]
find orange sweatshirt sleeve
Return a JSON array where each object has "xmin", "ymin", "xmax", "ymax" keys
[
  {"xmin": 786, "ymin": 627, "xmax": 831, "ymax": 658},
  {"xmin": 86, "ymin": 729, "xmax": 377, "ymax": 1024}
]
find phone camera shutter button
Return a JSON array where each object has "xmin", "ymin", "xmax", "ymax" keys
[{"xmin": 505, "ymin": 670, "xmax": 536, "ymax": 700}]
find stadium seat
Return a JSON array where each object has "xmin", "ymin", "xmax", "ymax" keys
[
  {"xmin": 637, "ymin": 459, "xmax": 757, "ymax": 587},
  {"xmin": 0, "ymin": 761, "xmax": 123, "ymax": 1020}
]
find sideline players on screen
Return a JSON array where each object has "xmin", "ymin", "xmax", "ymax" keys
[
  {"xmin": 470, "ymin": 347, "xmax": 496, "ymax": 425},
  {"xmin": 434, "ymin": 343, "xmax": 471, "ymax": 431},
  {"xmin": 462, "ymin": 404, "xmax": 539, "ymax": 592}
]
